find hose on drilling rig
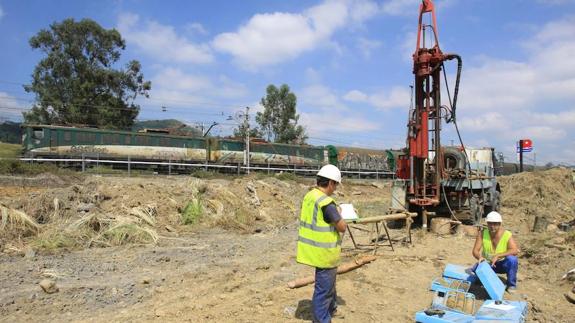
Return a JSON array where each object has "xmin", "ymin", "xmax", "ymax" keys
[
  {"xmin": 442, "ymin": 54, "xmax": 487, "ymax": 224},
  {"xmin": 443, "ymin": 54, "xmax": 462, "ymax": 123}
]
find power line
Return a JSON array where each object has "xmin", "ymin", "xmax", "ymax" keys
[
  {"xmin": 0, "ymin": 98, "xmax": 229, "ymax": 117},
  {"xmin": 0, "ymin": 78, "xmax": 247, "ymax": 110}
]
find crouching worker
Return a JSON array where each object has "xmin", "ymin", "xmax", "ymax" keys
[
  {"xmin": 297, "ymin": 164, "xmax": 347, "ymax": 323},
  {"xmin": 472, "ymin": 211, "xmax": 520, "ymax": 291}
]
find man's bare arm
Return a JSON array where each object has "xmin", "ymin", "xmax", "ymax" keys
[
  {"xmin": 472, "ymin": 230, "xmax": 484, "ymax": 261},
  {"xmin": 334, "ymin": 219, "xmax": 347, "ymax": 233}
]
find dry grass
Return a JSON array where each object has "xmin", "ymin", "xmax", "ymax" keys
[
  {"xmin": 0, "ymin": 204, "xmax": 40, "ymax": 236},
  {"xmin": 99, "ymin": 222, "xmax": 159, "ymax": 246},
  {"xmin": 129, "ymin": 204, "xmax": 157, "ymax": 226},
  {"xmin": 22, "ymin": 203, "xmax": 162, "ymax": 251},
  {"xmin": 213, "ymin": 207, "xmax": 255, "ymax": 232}
]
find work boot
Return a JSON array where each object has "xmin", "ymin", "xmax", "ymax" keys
[{"xmin": 331, "ymin": 307, "xmax": 344, "ymax": 319}]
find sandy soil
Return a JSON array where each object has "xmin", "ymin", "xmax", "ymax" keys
[{"xmin": 1, "ymin": 169, "xmax": 574, "ymax": 322}]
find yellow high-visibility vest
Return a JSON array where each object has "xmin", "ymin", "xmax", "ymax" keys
[
  {"xmin": 482, "ymin": 229, "xmax": 512, "ymax": 261},
  {"xmin": 296, "ymin": 188, "xmax": 341, "ymax": 268}
]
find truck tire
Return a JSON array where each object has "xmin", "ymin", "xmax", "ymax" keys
[{"xmin": 442, "ymin": 147, "xmax": 466, "ymax": 170}]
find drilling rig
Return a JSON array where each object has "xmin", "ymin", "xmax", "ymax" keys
[{"xmin": 394, "ymin": 0, "xmax": 500, "ymax": 227}]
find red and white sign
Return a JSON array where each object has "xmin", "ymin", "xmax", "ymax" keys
[{"xmin": 516, "ymin": 139, "xmax": 533, "ymax": 153}]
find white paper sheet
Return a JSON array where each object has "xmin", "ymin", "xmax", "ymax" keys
[
  {"xmin": 340, "ymin": 204, "xmax": 358, "ymax": 220},
  {"xmin": 481, "ymin": 302, "xmax": 516, "ymax": 311}
]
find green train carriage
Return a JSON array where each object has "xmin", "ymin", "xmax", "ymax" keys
[
  {"xmin": 21, "ymin": 125, "xmax": 328, "ymax": 168},
  {"xmin": 209, "ymin": 138, "xmax": 327, "ymax": 167},
  {"xmin": 22, "ymin": 125, "xmax": 208, "ymax": 161}
]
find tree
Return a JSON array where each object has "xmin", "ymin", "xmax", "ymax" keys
[
  {"xmin": 233, "ymin": 123, "xmax": 261, "ymax": 139},
  {"xmin": 23, "ymin": 18, "xmax": 151, "ymax": 129},
  {"xmin": 256, "ymin": 84, "xmax": 307, "ymax": 144}
]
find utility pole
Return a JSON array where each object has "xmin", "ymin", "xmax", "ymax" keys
[
  {"xmin": 244, "ymin": 107, "xmax": 250, "ymax": 174},
  {"xmin": 519, "ymin": 139, "xmax": 524, "ymax": 172}
]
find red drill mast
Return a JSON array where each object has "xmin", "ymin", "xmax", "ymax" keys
[{"xmin": 398, "ymin": 0, "xmax": 462, "ymax": 225}]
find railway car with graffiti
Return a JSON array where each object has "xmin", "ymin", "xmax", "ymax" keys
[
  {"xmin": 21, "ymin": 124, "xmax": 327, "ymax": 168},
  {"xmin": 21, "ymin": 124, "xmax": 399, "ymax": 176}
]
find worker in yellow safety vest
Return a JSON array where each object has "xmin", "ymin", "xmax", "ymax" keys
[
  {"xmin": 297, "ymin": 164, "xmax": 347, "ymax": 323},
  {"xmin": 472, "ymin": 211, "xmax": 520, "ymax": 291}
]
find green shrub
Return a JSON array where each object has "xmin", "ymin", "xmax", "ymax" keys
[
  {"xmin": 0, "ymin": 159, "xmax": 63, "ymax": 175},
  {"xmin": 191, "ymin": 169, "xmax": 214, "ymax": 179},
  {"xmin": 33, "ymin": 233, "xmax": 76, "ymax": 251},
  {"xmin": 181, "ymin": 199, "xmax": 203, "ymax": 224},
  {"xmin": 276, "ymin": 172, "xmax": 297, "ymax": 181}
]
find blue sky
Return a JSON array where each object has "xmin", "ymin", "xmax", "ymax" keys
[{"xmin": 0, "ymin": 0, "xmax": 574, "ymax": 165}]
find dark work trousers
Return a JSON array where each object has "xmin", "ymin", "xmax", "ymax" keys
[
  {"xmin": 312, "ymin": 267, "xmax": 337, "ymax": 323},
  {"xmin": 472, "ymin": 255, "xmax": 518, "ymax": 288},
  {"xmin": 493, "ymin": 255, "xmax": 518, "ymax": 288}
]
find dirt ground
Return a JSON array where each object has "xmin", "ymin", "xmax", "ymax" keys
[{"xmin": 1, "ymin": 169, "xmax": 574, "ymax": 322}]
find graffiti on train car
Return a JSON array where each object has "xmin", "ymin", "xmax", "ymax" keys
[
  {"xmin": 70, "ymin": 145, "xmax": 109, "ymax": 154},
  {"xmin": 212, "ymin": 150, "xmax": 320, "ymax": 166},
  {"xmin": 338, "ymin": 151, "xmax": 389, "ymax": 170},
  {"xmin": 212, "ymin": 150, "xmax": 244, "ymax": 164}
]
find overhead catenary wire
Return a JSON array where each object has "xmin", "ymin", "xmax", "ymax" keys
[
  {"xmin": 0, "ymin": 95, "xmax": 231, "ymax": 117},
  {"xmin": 0, "ymin": 79, "xmax": 246, "ymax": 111}
]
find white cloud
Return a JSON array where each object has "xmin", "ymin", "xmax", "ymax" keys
[
  {"xmin": 344, "ymin": 87, "xmax": 410, "ymax": 110},
  {"xmin": 458, "ymin": 113, "xmax": 509, "ymax": 132},
  {"xmin": 381, "ymin": 0, "xmax": 457, "ymax": 16},
  {"xmin": 217, "ymin": 75, "xmax": 249, "ymax": 99},
  {"xmin": 343, "ymin": 90, "xmax": 368, "ymax": 102},
  {"xmin": 357, "ymin": 37, "xmax": 383, "ymax": 58},
  {"xmin": 117, "ymin": 13, "xmax": 213, "ymax": 64},
  {"xmin": 300, "ymin": 111, "xmax": 380, "ymax": 135},
  {"xmin": 185, "ymin": 22, "xmax": 208, "ymax": 36},
  {"xmin": 459, "ymin": 16, "xmax": 575, "ymax": 113},
  {"xmin": 449, "ymin": 16, "xmax": 575, "ymax": 163},
  {"xmin": 458, "ymin": 60, "xmax": 536, "ymax": 111},
  {"xmin": 400, "ymin": 31, "xmax": 416, "ymax": 62},
  {"xmin": 526, "ymin": 110, "xmax": 575, "ymax": 127},
  {"xmin": 0, "ymin": 92, "xmax": 25, "ymax": 121},
  {"xmin": 147, "ymin": 68, "xmax": 247, "ymax": 108},
  {"xmin": 381, "ymin": 0, "xmax": 419, "ymax": 16},
  {"xmin": 304, "ymin": 68, "xmax": 323, "ymax": 84},
  {"xmin": 511, "ymin": 126, "xmax": 566, "ymax": 142},
  {"xmin": 153, "ymin": 68, "xmax": 212, "ymax": 92},
  {"xmin": 300, "ymin": 84, "xmax": 348, "ymax": 111},
  {"xmin": 212, "ymin": 0, "xmax": 380, "ymax": 69},
  {"xmin": 296, "ymin": 81, "xmax": 383, "ymax": 136}
]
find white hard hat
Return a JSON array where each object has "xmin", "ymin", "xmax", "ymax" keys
[
  {"xmin": 317, "ymin": 164, "xmax": 342, "ymax": 183},
  {"xmin": 485, "ymin": 211, "xmax": 502, "ymax": 223}
]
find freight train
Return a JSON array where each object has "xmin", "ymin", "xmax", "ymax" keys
[{"xmin": 21, "ymin": 124, "xmax": 398, "ymax": 174}]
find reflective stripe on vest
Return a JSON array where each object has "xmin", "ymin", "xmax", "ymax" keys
[
  {"xmin": 482, "ymin": 229, "xmax": 512, "ymax": 261},
  {"xmin": 296, "ymin": 188, "xmax": 341, "ymax": 268},
  {"xmin": 298, "ymin": 236, "xmax": 340, "ymax": 248}
]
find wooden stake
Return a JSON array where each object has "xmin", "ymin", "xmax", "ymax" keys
[{"xmin": 287, "ymin": 255, "xmax": 377, "ymax": 289}]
